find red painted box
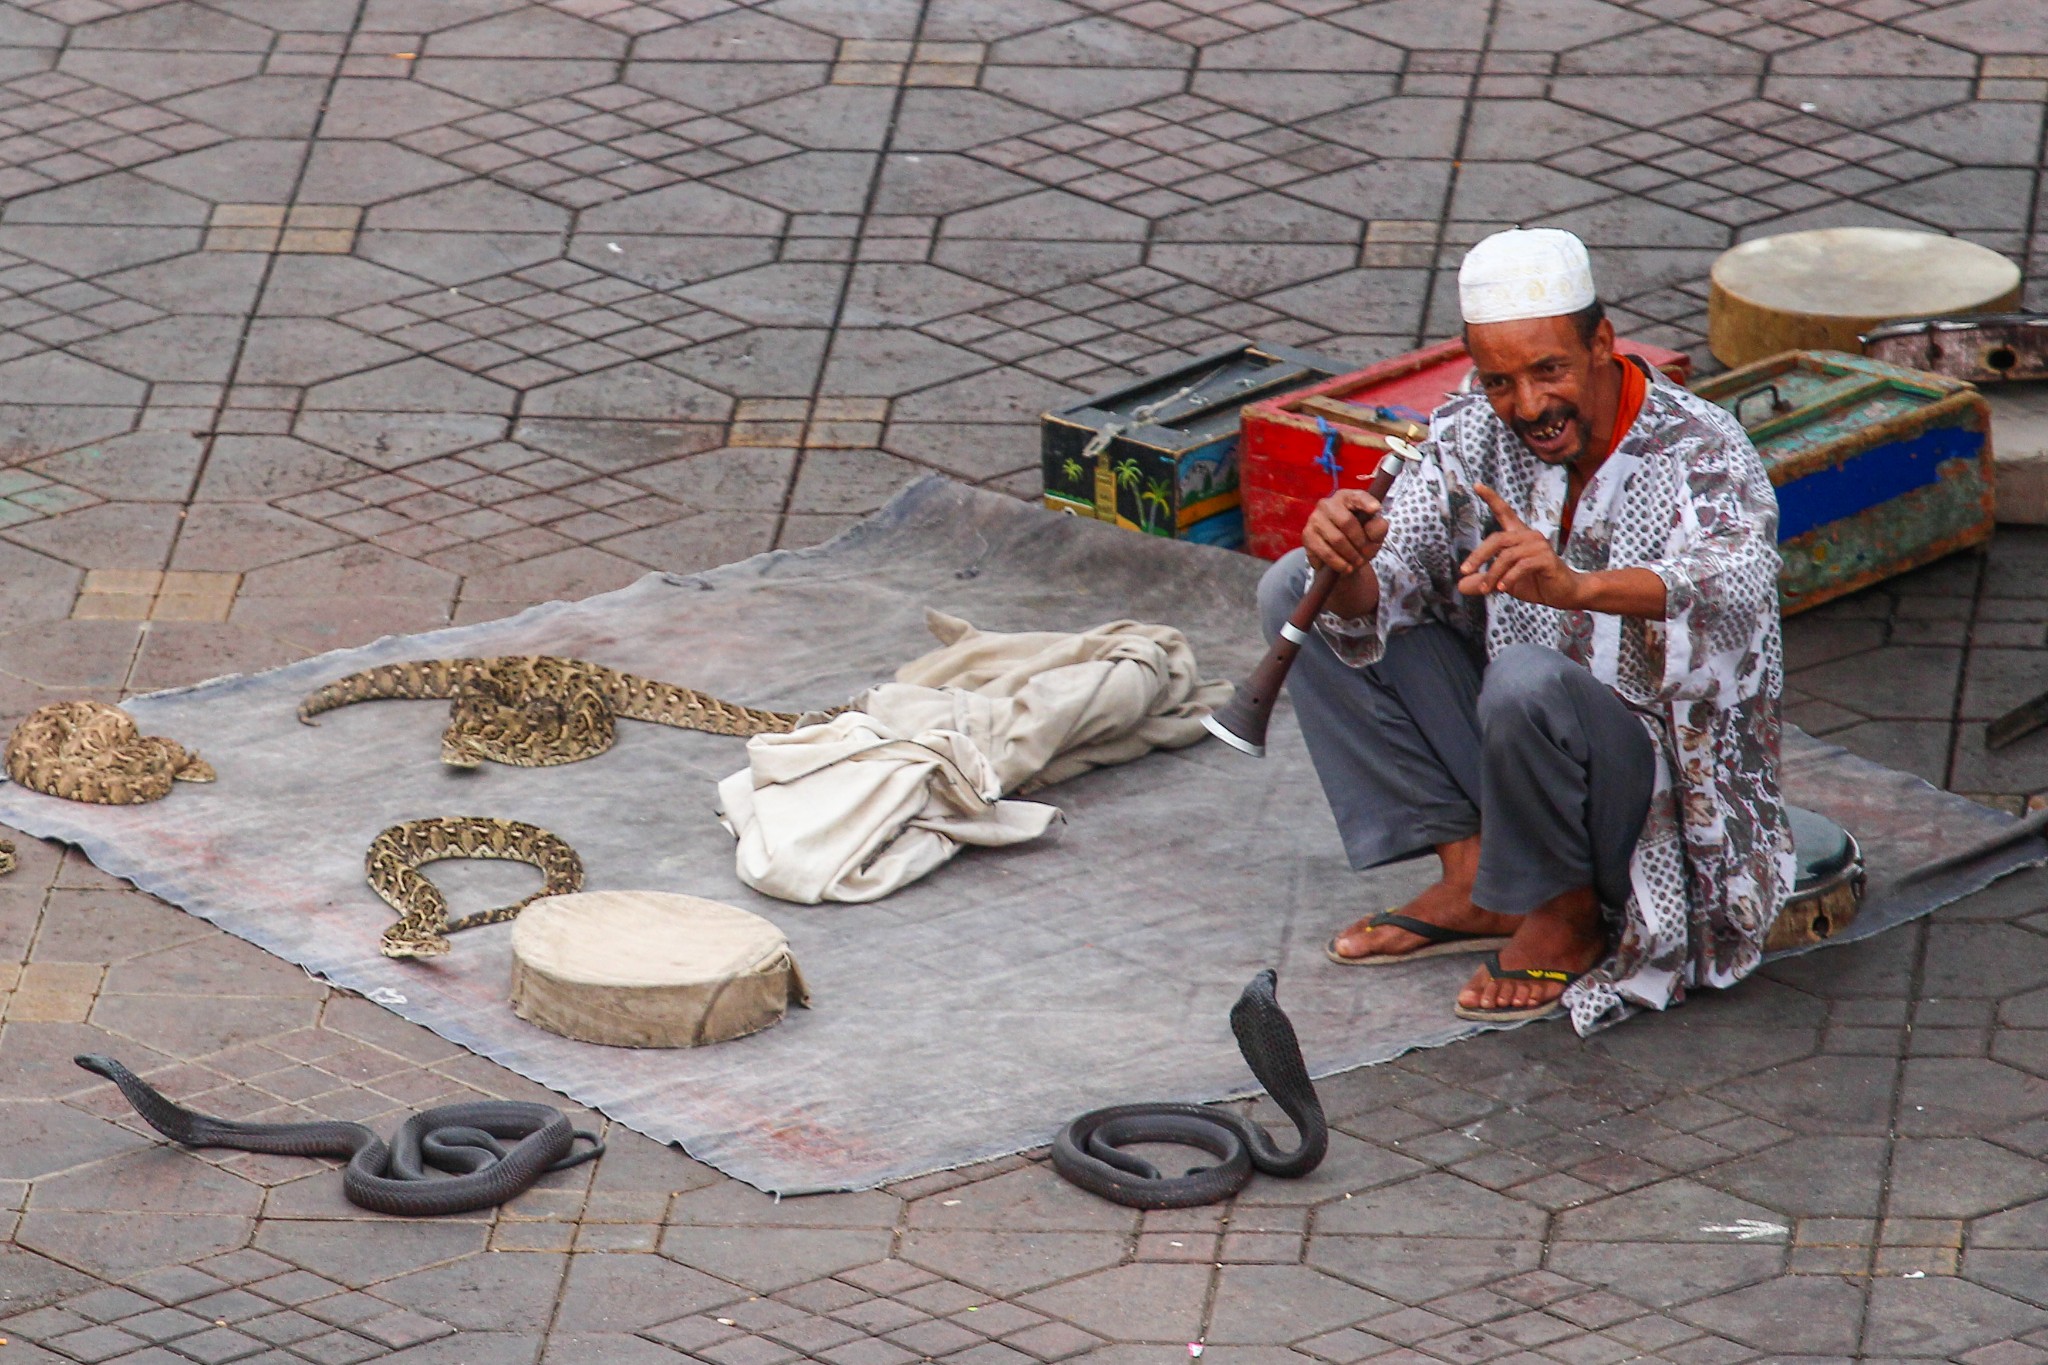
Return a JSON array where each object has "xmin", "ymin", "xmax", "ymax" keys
[{"xmin": 1237, "ymin": 337, "xmax": 1694, "ymax": 560}]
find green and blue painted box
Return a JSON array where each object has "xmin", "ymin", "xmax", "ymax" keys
[
  {"xmin": 1694, "ymin": 350, "xmax": 1994, "ymax": 615},
  {"xmin": 1041, "ymin": 343, "xmax": 1346, "ymax": 549}
]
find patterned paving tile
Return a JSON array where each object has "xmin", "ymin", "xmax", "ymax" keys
[
  {"xmin": 730, "ymin": 396, "xmax": 889, "ymax": 448},
  {"xmin": 831, "ymin": 39, "xmax": 987, "ymax": 87},
  {"xmin": 0, "ymin": 464, "xmax": 98, "ymax": 527},
  {"xmin": 971, "ymin": 89, "xmax": 1372, "ymax": 219},
  {"xmin": 1068, "ymin": 0, "xmax": 1345, "ymax": 45},
  {"xmin": 917, "ymin": 263, "xmax": 1259, "ymax": 390},
  {"xmin": 0, "ymin": 71, "xmax": 225, "ymax": 201},
  {"xmin": 1613, "ymin": 0, "xmax": 1982, "ymax": 52},
  {"xmin": 396, "ymin": 82, "xmax": 803, "ymax": 210},
  {"xmin": 260, "ymin": 425, "xmax": 721, "ymax": 573},
  {"xmin": 1546, "ymin": 97, "xmax": 1958, "ymax": 231},
  {"xmin": 0, "ymin": 255, "xmax": 167, "ymax": 365},
  {"xmin": 204, "ymin": 207, "xmax": 363, "ymax": 256},
  {"xmin": 332, "ymin": 258, "xmax": 746, "ymax": 386},
  {"xmin": 71, "ymin": 569, "xmax": 239, "ymax": 622},
  {"xmin": 0, "ymin": 0, "xmax": 2044, "ymax": 1357},
  {"xmin": 543, "ymin": 0, "xmax": 708, "ymax": 35}
]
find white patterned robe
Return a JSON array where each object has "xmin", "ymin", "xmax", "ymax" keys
[{"xmin": 1316, "ymin": 372, "xmax": 1794, "ymax": 1033}]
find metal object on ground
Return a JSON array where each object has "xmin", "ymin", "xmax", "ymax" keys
[
  {"xmin": 510, "ymin": 891, "xmax": 808, "ymax": 1048},
  {"xmin": 1203, "ymin": 438, "xmax": 1423, "ymax": 757},
  {"xmin": 1765, "ymin": 806, "xmax": 1865, "ymax": 953},
  {"xmin": 1862, "ymin": 313, "xmax": 2048, "ymax": 384},
  {"xmin": 1040, "ymin": 342, "xmax": 1348, "ymax": 549},
  {"xmin": 1989, "ymin": 688, "xmax": 2048, "ymax": 750},
  {"xmin": 1692, "ymin": 350, "xmax": 1995, "ymax": 616},
  {"xmin": 1236, "ymin": 336, "xmax": 1690, "ymax": 561},
  {"xmin": 1897, "ymin": 804, "xmax": 2048, "ymax": 887},
  {"xmin": 1708, "ymin": 227, "xmax": 2022, "ymax": 369}
]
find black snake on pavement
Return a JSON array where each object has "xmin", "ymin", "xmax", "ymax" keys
[
  {"xmin": 1053, "ymin": 970, "xmax": 1327, "ymax": 1207},
  {"xmin": 77, "ymin": 1054, "xmax": 602, "ymax": 1216}
]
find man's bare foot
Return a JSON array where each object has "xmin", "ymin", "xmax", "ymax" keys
[
  {"xmin": 1457, "ymin": 887, "xmax": 1606, "ymax": 1014},
  {"xmin": 1330, "ymin": 835, "xmax": 1516, "ymax": 961}
]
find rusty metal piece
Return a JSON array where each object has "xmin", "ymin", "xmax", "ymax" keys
[
  {"xmin": 1861, "ymin": 312, "xmax": 2048, "ymax": 383},
  {"xmin": 1730, "ymin": 383, "xmax": 1793, "ymax": 427},
  {"xmin": 1295, "ymin": 395, "xmax": 1429, "ymax": 443},
  {"xmin": 1898, "ymin": 802, "xmax": 2048, "ymax": 887},
  {"xmin": 1987, "ymin": 686, "xmax": 2048, "ymax": 751}
]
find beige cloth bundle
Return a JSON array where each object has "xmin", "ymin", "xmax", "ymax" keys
[{"xmin": 717, "ymin": 610, "xmax": 1230, "ymax": 904}]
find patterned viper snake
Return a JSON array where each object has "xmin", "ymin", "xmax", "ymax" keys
[
  {"xmin": 298, "ymin": 656, "xmax": 809, "ymax": 767},
  {"xmin": 367, "ymin": 817, "xmax": 583, "ymax": 960},
  {"xmin": 0, "ymin": 697, "xmax": 218, "ymax": 877},
  {"xmin": 5, "ymin": 700, "xmax": 214, "ymax": 804},
  {"xmin": 77, "ymin": 1054, "xmax": 602, "ymax": 1215}
]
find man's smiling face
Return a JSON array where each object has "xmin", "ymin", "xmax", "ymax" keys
[{"xmin": 1464, "ymin": 312, "xmax": 1617, "ymax": 467}]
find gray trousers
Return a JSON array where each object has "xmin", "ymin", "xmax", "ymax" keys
[{"xmin": 1258, "ymin": 550, "xmax": 1656, "ymax": 917}]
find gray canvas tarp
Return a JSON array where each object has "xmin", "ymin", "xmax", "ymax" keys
[{"xmin": 0, "ymin": 477, "xmax": 2030, "ymax": 1193}]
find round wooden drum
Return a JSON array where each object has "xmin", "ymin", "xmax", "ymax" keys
[
  {"xmin": 1765, "ymin": 806, "xmax": 1865, "ymax": 953},
  {"xmin": 1708, "ymin": 227, "xmax": 2021, "ymax": 368},
  {"xmin": 510, "ymin": 891, "xmax": 809, "ymax": 1048}
]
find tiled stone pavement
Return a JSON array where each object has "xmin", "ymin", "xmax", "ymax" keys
[
  {"xmin": 1792, "ymin": 536, "xmax": 2048, "ymax": 810},
  {"xmin": 14, "ymin": 840, "xmax": 2048, "ymax": 1361},
  {"xmin": 4, "ymin": 0, "xmax": 2048, "ymax": 1358}
]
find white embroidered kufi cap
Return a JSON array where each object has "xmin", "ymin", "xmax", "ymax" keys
[{"xmin": 1458, "ymin": 228, "xmax": 1597, "ymax": 325}]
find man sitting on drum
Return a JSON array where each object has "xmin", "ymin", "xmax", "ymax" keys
[{"xmin": 1259, "ymin": 227, "xmax": 1791, "ymax": 1032}]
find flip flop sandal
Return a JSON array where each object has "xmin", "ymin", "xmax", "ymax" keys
[
  {"xmin": 1452, "ymin": 951, "xmax": 1591, "ymax": 1023},
  {"xmin": 1325, "ymin": 911, "xmax": 1514, "ymax": 967}
]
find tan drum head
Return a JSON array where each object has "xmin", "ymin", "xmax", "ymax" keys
[
  {"xmin": 1708, "ymin": 228, "xmax": 2022, "ymax": 368},
  {"xmin": 511, "ymin": 891, "xmax": 808, "ymax": 1048}
]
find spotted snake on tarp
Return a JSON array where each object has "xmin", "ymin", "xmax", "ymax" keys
[
  {"xmin": 366, "ymin": 817, "xmax": 584, "ymax": 959},
  {"xmin": 298, "ymin": 656, "xmax": 809, "ymax": 768},
  {"xmin": 5, "ymin": 700, "xmax": 213, "ymax": 804}
]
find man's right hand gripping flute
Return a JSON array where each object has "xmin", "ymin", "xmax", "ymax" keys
[{"xmin": 1203, "ymin": 435, "xmax": 1424, "ymax": 757}]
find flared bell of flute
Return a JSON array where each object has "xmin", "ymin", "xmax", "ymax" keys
[
  {"xmin": 1205, "ymin": 631, "xmax": 1311, "ymax": 757},
  {"xmin": 1203, "ymin": 436, "xmax": 1424, "ymax": 763},
  {"xmin": 1202, "ymin": 689, "xmax": 1271, "ymax": 756}
]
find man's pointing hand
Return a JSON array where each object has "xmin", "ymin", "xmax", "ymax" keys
[{"xmin": 1458, "ymin": 484, "xmax": 1582, "ymax": 609}]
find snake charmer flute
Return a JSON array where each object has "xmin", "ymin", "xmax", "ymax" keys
[{"xmin": 1203, "ymin": 436, "xmax": 1425, "ymax": 757}]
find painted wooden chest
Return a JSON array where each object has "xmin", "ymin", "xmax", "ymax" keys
[
  {"xmin": 1693, "ymin": 350, "xmax": 1995, "ymax": 615},
  {"xmin": 1236, "ymin": 336, "xmax": 1691, "ymax": 561},
  {"xmin": 1040, "ymin": 343, "xmax": 1346, "ymax": 548}
]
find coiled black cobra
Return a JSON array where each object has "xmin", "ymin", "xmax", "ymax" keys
[
  {"xmin": 76, "ymin": 1055, "xmax": 603, "ymax": 1216},
  {"xmin": 1052, "ymin": 970, "xmax": 1327, "ymax": 1208}
]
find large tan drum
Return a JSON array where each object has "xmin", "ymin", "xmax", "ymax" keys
[
  {"xmin": 510, "ymin": 891, "xmax": 808, "ymax": 1048},
  {"xmin": 1709, "ymin": 227, "xmax": 2021, "ymax": 368}
]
